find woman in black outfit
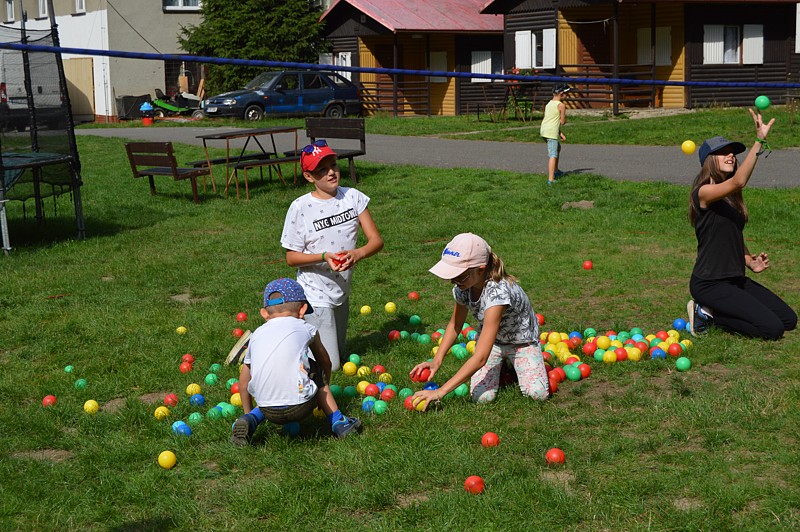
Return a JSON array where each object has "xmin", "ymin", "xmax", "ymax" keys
[{"xmin": 687, "ymin": 109, "xmax": 796, "ymax": 339}]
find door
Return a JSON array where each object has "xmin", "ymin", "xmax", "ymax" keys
[
  {"xmin": 267, "ymin": 73, "xmax": 300, "ymax": 115},
  {"xmin": 301, "ymin": 72, "xmax": 332, "ymax": 114}
]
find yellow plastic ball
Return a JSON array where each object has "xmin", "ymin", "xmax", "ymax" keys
[
  {"xmin": 176, "ymin": 326, "xmax": 187, "ymax": 335},
  {"xmin": 645, "ymin": 334, "xmax": 656, "ymax": 342},
  {"xmin": 414, "ymin": 399, "xmax": 427, "ymax": 411},
  {"xmin": 357, "ymin": 365, "xmax": 371, "ymax": 377},
  {"xmin": 83, "ymin": 399, "xmax": 99, "ymax": 414},
  {"xmin": 658, "ymin": 342, "xmax": 670, "ymax": 351},
  {"xmin": 312, "ymin": 407, "xmax": 325, "ymax": 419},
  {"xmin": 384, "ymin": 302, "xmax": 397, "ymax": 314},
  {"xmin": 360, "ymin": 305, "xmax": 372, "ymax": 315},
  {"xmin": 559, "ymin": 332, "xmax": 569, "ymax": 342},
  {"xmin": 681, "ymin": 339, "xmax": 694, "ymax": 351},
  {"xmin": 356, "ymin": 380, "xmax": 370, "ymax": 395},
  {"xmin": 609, "ymin": 340, "xmax": 623, "ymax": 349},
  {"xmin": 230, "ymin": 393, "xmax": 242, "ymax": 407},
  {"xmin": 681, "ymin": 140, "xmax": 696, "ymax": 155},
  {"xmin": 602, "ymin": 351, "xmax": 617, "ymax": 364},
  {"xmin": 342, "ymin": 361, "xmax": 357, "ymax": 376},
  {"xmin": 466, "ymin": 340, "xmax": 476, "ymax": 354},
  {"xmin": 379, "ymin": 372, "xmax": 393, "ymax": 384},
  {"xmin": 539, "ymin": 332, "xmax": 549, "ymax": 344},
  {"xmin": 596, "ymin": 336, "xmax": 611, "ymax": 350},
  {"xmin": 154, "ymin": 406, "xmax": 170, "ymax": 420},
  {"xmin": 431, "ymin": 346, "xmax": 439, "ymax": 356},
  {"xmin": 547, "ymin": 332, "xmax": 561, "ymax": 345},
  {"xmin": 185, "ymin": 383, "xmax": 201, "ymax": 396},
  {"xmin": 628, "ymin": 347, "xmax": 642, "ymax": 362},
  {"xmin": 158, "ymin": 450, "xmax": 177, "ymax": 470},
  {"xmin": 667, "ymin": 329, "xmax": 680, "ymax": 339}
]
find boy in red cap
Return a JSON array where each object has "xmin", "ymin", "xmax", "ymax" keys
[{"xmin": 280, "ymin": 141, "xmax": 383, "ymax": 371}]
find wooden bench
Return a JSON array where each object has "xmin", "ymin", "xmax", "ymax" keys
[
  {"xmin": 125, "ymin": 142, "xmax": 210, "ymax": 203},
  {"xmin": 185, "ymin": 152, "xmax": 275, "ymax": 168},
  {"xmin": 305, "ymin": 117, "xmax": 366, "ymax": 184}
]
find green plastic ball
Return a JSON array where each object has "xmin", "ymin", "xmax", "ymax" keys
[
  {"xmin": 385, "ymin": 384, "xmax": 398, "ymax": 393},
  {"xmin": 373, "ymin": 400, "xmax": 388, "ymax": 415},
  {"xmin": 417, "ymin": 334, "xmax": 431, "ymax": 344},
  {"xmin": 398, "ymin": 387, "xmax": 413, "ymax": 399},
  {"xmin": 409, "ymin": 315, "xmax": 422, "ymax": 326},
  {"xmin": 226, "ymin": 377, "xmax": 238, "ymax": 389},
  {"xmin": 64, "ymin": 365, "xmax": 74, "ymax": 373},
  {"xmin": 74, "ymin": 378, "xmax": 87, "ymax": 390},
  {"xmin": 399, "ymin": 331, "xmax": 410, "ymax": 339},
  {"xmin": 564, "ymin": 365, "xmax": 582, "ymax": 382},
  {"xmin": 204, "ymin": 373, "xmax": 219, "ymax": 386},
  {"xmin": 188, "ymin": 412, "xmax": 203, "ymax": 424},
  {"xmin": 594, "ymin": 349, "xmax": 605, "ymax": 362},
  {"xmin": 207, "ymin": 407, "xmax": 222, "ymax": 419},
  {"xmin": 583, "ymin": 328, "xmax": 597, "ymax": 339},
  {"xmin": 329, "ymin": 384, "xmax": 342, "ymax": 398},
  {"xmin": 754, "ymin": 95, "xmax": 770, "ymax": 111},
  {"xmin": 343, "ymin": 385, "xmax": 357, "ymax": 398},
  {"xmin": 209, "ymin": 363, "xmax": 222, "ymax": 373},
  {"xmin": 630, "ymin": 327, "xmax": 643, "ymax": 336},
  {"xmin": 454, "ymin": 383, "xmax": 469, "ymax": 397},
  {"xmin": 676, "ymin": 356, "xmax": 692, "ymax": 372},
  {"xmin": 348, "ymin": 353, "xmax": 361, "ymax": 365}
]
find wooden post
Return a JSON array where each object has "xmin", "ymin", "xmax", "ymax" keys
[{"xmin": 612, "ymin": 0, "xmax": 619, "ymax": 116}]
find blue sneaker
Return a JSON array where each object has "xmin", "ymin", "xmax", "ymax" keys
[
  {"xmin": 547, "ymin": 179, "xmax": 554, "ymax": 186},
  {"xmin": 686, "ymin": 300, "xmax": 710, "ymax": 337},
  {"xmin": 331, "ymin": 416, "xmax": 362, "ymax": 439},
  {"xmin": 553, "ymin": 170, "xmax": 564, "ymax": 179},
  {"xmin": 230, "ymin": 413, "xmax": 258, "ymax": 446}
]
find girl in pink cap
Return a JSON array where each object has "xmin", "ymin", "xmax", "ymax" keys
[{"xmin": 409, "ymin": 233, "xmax": 549, "ymax": 408}]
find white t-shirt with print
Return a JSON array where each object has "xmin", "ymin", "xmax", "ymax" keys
[
  {"xmin": 281, "ymin": 187, "xmax": 370, "ymax": 308},
  {"xmin": 245, "ymin": 316, "xmax": 318, "ymax": 407},
  {"xmin": 453, "ymin": 279, "xmax": 539, "ymax": 345}
]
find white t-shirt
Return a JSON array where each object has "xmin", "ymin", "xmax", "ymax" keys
[
  {"xmin": 245, "ymin": 317, "xmax": 318, "ymax": 407},
  {"xmin": 281, "ymin": 187, "xmax": 370, "ymax": 307},
  {"xmin": 453, "ymin": 279, "xmax": 539, "ymax": 345}
]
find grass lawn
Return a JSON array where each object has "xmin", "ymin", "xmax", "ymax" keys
[{"xmin": 1, "ymin": 135, "xmax": 799, "ymax": 529}]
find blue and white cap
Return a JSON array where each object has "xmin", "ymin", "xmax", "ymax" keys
[{"xmin": 263, "ymin": 278, "xmax": 313, "ymax": 313}]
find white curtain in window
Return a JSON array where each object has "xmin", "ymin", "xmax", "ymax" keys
[
  {"xmin": 656, "ymin": 27, "xmax": 672, "ymax": 66},
  {"xmin": 429, "ymin": 51, "xmax": 447, "ymax": 83},
  {"xmin": 703, "ymin": 25, "xmax": 723, "ymax": 64},
  {"xmin": 637, "ymin": 27, "xmax": 650, "ymax": 64},
  {"xmin": 796, "ymin": 4, "xmax": 800, "ymax": 53},
  {"xmin": 542, "ymin": 28, "xmax": 556, "ymax": 69},
  {"xmin": 336, "ymin": 52, "xmax": 352, "ymax": 80},
  {"xmin": 515, "ymin": 31, "xmax": 532, "ymax": 69},
  {"xmin": 471, "ymin": 51, "xmax": 492, "ymax": 83},
  {"xmin": 723, "ymin": 26, "xmax": 740, "ymax": 63},
  {"xmin": 742, "ymin": 25, "xmax": 764, "ymax": 64}
]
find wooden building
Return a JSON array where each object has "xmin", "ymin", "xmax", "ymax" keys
[{"xmin": 319, "ymin": 0, "xmax": 504, "ymax": 116}]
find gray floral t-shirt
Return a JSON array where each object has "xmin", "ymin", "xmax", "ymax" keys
[{"xmin": 454, "ymin": 279, "xmax": 539, "ymax": 345}]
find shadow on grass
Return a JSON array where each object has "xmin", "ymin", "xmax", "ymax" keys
[{"xmin": 109, "ymin": 517, "xmax": 176, "ymax": 531}]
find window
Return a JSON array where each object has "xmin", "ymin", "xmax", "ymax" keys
[
  {"xmin": 637, "ymin": 26, "xmax": 672, "ymax": 66},
  {"xmin": 274, "ymin": 74, "xmax": 299, "ymax": 91},
  {"xmin": 429, "ymin": 51, "xmax": 447, "ymax": 83},
  {"xmin": 303, "ymin": 73, "xmax": 327, "ymax": 90},
  {"xmin": 75, "ymin": 0, "xmax": 85, "ymax": 13},
  {"xmin": 5, "ymin": 0, "xmax": 13, "ymax": 22},
  {"xmin": 514, "ymin": 28, "xmax": 556, "ymax": 70},
  {"xmin": 163, "ymin": 0, "xmax": 201, "ymax": 11},
  {"xmin": 471, "ymin": 51, "xmax": 503, "ymax": 83},
  {"xmin": 796, "ymin": 4, "xmax": 800, "ymax": 54},
  {"xmin": 38, "ymin": 0, "xmax": 47, "ymax": 18},
  {"xmin": 704, "ymin": 24, "xmax": 763, "ymax": 65}
]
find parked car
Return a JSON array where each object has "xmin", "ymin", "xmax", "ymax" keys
[{"xmin": 202, "ymin": 70, "xmax": 362, "ymax": 120}]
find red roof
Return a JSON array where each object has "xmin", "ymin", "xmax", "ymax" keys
[{"xmin": 323, "ymin": 0, "xmax": 503, "ymax": 32}]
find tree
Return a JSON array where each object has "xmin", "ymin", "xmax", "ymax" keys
[{"xmin": 178, "ymin": 0, "xmax": 327, "ymax": 95}]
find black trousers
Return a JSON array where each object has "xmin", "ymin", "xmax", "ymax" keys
[{"xmin": 690, "ymin": 275, "xmax": 797, "ymax": 340}]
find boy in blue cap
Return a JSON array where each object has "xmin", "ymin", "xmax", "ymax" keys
[{"xmin": 231, "ymin": 277, "xmax": 361, "ymax": 445}]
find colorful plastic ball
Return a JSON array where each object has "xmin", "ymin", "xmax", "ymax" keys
[
  {"xmin": 176, "ymin": 326, "xmax": 187, "ymax": 335},
  {"xmin": 282, "ymin": 421, "xmax": 300, "ymax": 437},
  {"xmin": 400, "ymin": 330, "xmax": 410, "ymax": 339},
  {"xmin": 545, "ymin": 447, "xmax": 565, "ymax": 464},
  {"xmin": 384, "ymin": 302, "xmax": 397, "ymax": 314},
  {"xmin": 417, "ymin": 334, "xmax": 431, "ymax": 345},
  {"xmin": 63, "ymin": 365, "xmax": 74, "ymax": 373},
  {"xmin": 582, "ymin": 260, "xmax": 593, "ymax": 270},
  {"xmin": 230, "ymin": 393, "xmax": 242, "ymax": 407},
  {"xmin": 190, "ymin": 393, "xmax": 205, "ymax": 406},
  {"xmin": 535, "ymin": 313, "xmax": 545, "ymax": 326},
  {"xmin": 450, "ymin": 383, "xmax": 466, "ymax": 397},
  {"xmin": 398, "ymin": 387, "xmax": 413, "ymax": 399},
  {"xmin": 163, "ymin": 393, "xmax": 179, "ymax": 407},
  {"xmin": 362, "ymin": 399, "xmax": 375, "ymax": 412},
  {"xmin": 181, "ymin": 354, "xmax": 195, "ymax": 364},
  {"xmin": 176, "ymin": 424, "xmax": 192, "ymax": 437},
  {"xmin": 42, "ymin": 395, "xmax": 57, "ymax": 407},
  {"xmin": 614, "ymin": 347, "xmax": 628, "ymax": 362},
  {"xmin": 481, "ymin": 431, "xmax": 500, "ymax": 448},
  {"xmin": 219, "ymin": 403, "xmax": 236, "ymax": 418},
  {"xmin": 414, "ymin": 398, "xmax": 427, "ymax": 411},
  {"xmin": 185, "ymin": 383, "xmax": 201, "ymax": 396},
  {"xmin": 357, "ymin": 366, "xmax": 371, "ymax": 378},
  {"xmin": 83, "ymin": 399, "xmax": 99, "ymax": 414},
  {"xmin": 380, "ymin": 389, "xmax": 396, "ymax": 402},
  {"xmin": 651, "ymin": 348, "xmax": 666, "ymax": 360},
  {"xmin": 628, "ymin": 348, "xmax": 643, "ymax": 362},
  {"xmin": 676, "ymin": 356, "xmax": 692, "ymax": 372},
  {"xmin": 232, "ymin": 328, "xmax": 244, "ymax": 338},
  {"xmin": 188, "ymin": 412, "xmax": 203, "ymax": 425},
  {"xmin": 416, "ymin": 367, "xmax": 432, "ymax": 382},
  {"xmin": 681, "ymin": 140, "xmax": 696, "ymax": 155},
  {"xmin": 74, "ymin": 378, "xmax": 88, "ymax": 390},
  {"xmin": 343, "ymin": 385, "xmax": 357, "ymax": 398},
  {"xmin": 158, "ymin": 450, "xmax": 177, "ymax": 469},
  {"xmin": 582, "ymin": 342, "xmax": 597, "ymax": 356},
  {"xmin": 577, "ymin": 363, "xmax": 592, "ymax": 379},
  {"xmin": 236, "ymin": 312, "xmax": 248, "ymax": 322},
  {"xmin": 206, "ymin": 406, "xmax": 222, "ymax": 419},
  {"xmin": 672, "ymin": 318, "xmax": 687, "ymax": 331},
  {"xmin": 373, "ymin": 400, "xmax": 388, "ymax": 415},
  {"xmin": 360, "ymin": 305, "xmax": 372, "ymax": 315},
  {"xmin": 667, "ymin": 343, "xmax": 683, "ymax": 357},
  {"xmin": 410, "ymin": 332, "xmax": 420, "ymax": 341},
  {"xmin": 388, "ymin": 330, "xmax": 401, "ymax": 341},
  {"xmin": 594, "ymin": 349, "xmax": 605, "ymax": 362},
  {"xmin": 754, "ymin": 95, "xmax": 771, "ymax": 110},
  {"xmin": 342, "ymin": 361, "xmax": 357, "ymax": 376},
  {"xmin": 423, "ymin": 382, "xmax": 439, "ymax": 391},
  {"xmin": 564, "ymin": 365, "xmax": 582, "ymax": 382},
  {"xmin": 409, "ymin": 315, "xmax": 422, "ymax": 326},
  {"xmin": 548, "ymin": 378, "xmax": 558, "ymax": 395},
  {"xmin": 365, "ymin": 384, "xmax": 380, "ymax": 397},
  {"xmin": 408, "ymin": 291, "xmax": 420, "ymax": 301},
  {"xmin": 204, "ymin": 373, "xmax": 219, "ymax": 386},
  {"xmin": 329, "ymin": 384, "xmax": 342, "ymax": 398},
  {"xmin": 464, "ymin": 475, "xmax": 485, "ymax": 494},
  {"xmin": 372, "ymin": 365, "xmax": 386, "ymax": 375},
  {"xmin": 179, "ymin": 362, "xmax": 193, "ymax": 374},
  {"xmin": 602, "ymin": 350, "xmax": 617, "ymax": 364},
  {"xmin": 378, "ymin": 372, "xmax": 392, "ymax": 384},
  {"xmin": 403, "ymin": 396, "xmax": 416, "ymax": 411},
  {"xmin": 312, "ymin": 407, "xmax": 325, "ymax": 419},
  {"xmin": 356, "ymin": 381, "xmax": 370, "ymax": 395},
  {"xmin": 207, "ymin": 363, "xmax": 221, "ymax": 374}
]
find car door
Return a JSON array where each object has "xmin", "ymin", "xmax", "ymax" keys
[
  {"xmin": 267, "ymin": 73, "xmax": 300, "ymax": 115},
  {"xmin": 301, "ymin": 72, "xmax": 333, "ymax": 114}
]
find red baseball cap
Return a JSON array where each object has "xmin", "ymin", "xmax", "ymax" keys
[{"xmin": 301, "ymin": 142, "xmax": 338, "ymax": 172}]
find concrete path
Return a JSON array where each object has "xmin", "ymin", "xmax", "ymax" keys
[{"xmin": 77, "ymin": 126, "xmax": 799, "ymax": 188}]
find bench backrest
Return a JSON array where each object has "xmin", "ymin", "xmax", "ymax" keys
[
  {"xmin": 305, "ymin": 117, "xmax": 365, "ymax": 144},
  {"xmin": 125, "ymin": 142, "xmax": 179, "ymax": 176}
]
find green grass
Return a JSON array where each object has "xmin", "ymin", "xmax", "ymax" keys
[{"xmin": 1, "ymin": 135, "xmax": 799, "ymax": 529}]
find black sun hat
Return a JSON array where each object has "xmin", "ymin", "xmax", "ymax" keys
[{"xmin": 553, "ymin": 83, "xmax": 572, "ymax": 94}]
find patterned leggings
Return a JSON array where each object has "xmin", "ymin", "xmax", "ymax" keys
[{"xmin": 470, "ymin": 343, "xmax": 549, "ymax": 403}]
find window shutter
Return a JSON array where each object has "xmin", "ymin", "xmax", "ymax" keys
[
  {"xmin": 637, "ymin": 27, "xmax": 650, "ymax": 64},
  {"xmin": 703, "ymin": 25, "xmax": 724, "ymax": 64},
  {"xmin": 656, "ymin": 27, "xmax": 672, "ymax": 66},
  {"xmin": 796, "ymin": 4, "xmax": 800, "ymax": 54},
  {"xmin": 742, "ymin": 25, "xmax": 764, "ymax": 65},
  {"xmin": 471, "ymin": 51, "xmax": 492, "ymax": 83},
  {"xmin": 515, "ymin": 30, "xmax": 532, "ymax": 69},
  {"xmin": 542, "ymin": 28, "xmax": 556, "ymax": 69}
]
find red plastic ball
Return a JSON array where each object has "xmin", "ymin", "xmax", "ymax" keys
[
  {"xmin": 403, "ymin": 396, "xmax": 416, "ymax": 411},
  {"xmin": 583, "ymin": 260, "xmax": 593, "ymax": 270},
  {"xmin": 380, "ymin": 389, "xmax": 396, "ymax": 402},
  {"xmin": 623, "ymin": 338, "xmax": 636, "ymax": 346},
  {"xmin": 181, "ymin": 353, "xmax": 195, "ymax": 364},
  {"xmin": 372, "ymin": 365, "xmax": 386, "ymax": 375},
  {"xmin": 417, "ymin": 367, "xmax": 431, "ymax": 382},
  {"xmin": 536, "ymin": 313, "xmax": 545, "ymax": 326},
  {"xmin": 231, "ymin": 382, "xmax": 240, "ymax": 394},
  {"xmin": 388, "ymin": 330, "xmax": 401, "ymax": 342},
  {"xmin": 236, "ymin": 312, "xmax": 248, "ymax": 322},
  {"xmin": 464, "ymin": 475, "xmax": 485, "ymax": 494},
  {"xmin": 578, "ymin": 363, "xmax": 592, "ymax": 379},
  {"xmin": 547, "ymin": 369, "xmax": 560, "ymax": 383},
  {"xmin": 430, "ymin": 331, "xmax": 442, "ymax": 342},
  {"xmin": 232, "ymin": 328, "xmax": 244, "ymax": 338},
  {"xmin": 481, "ymin": 432, "xmax": 500, "ymax": 448},
  {"xmin": 179, "ymin": 361, "xmax": 193, "ymax": 374},
  {"xmin": 545, "ymin": 447, "xmax": 566, "ymax": 464},
  {"xmin": 668, "ymin": 343, "xmax": 683, "ymax": 357},
  {"xmin": 542, "ymin": 351, "xmax": 553, "ymax": 365},
  {"xmin": 569, "ymin": 336, "xmax": 582, "ymax": 348},
  {"xmin": 163, "ymin": 393, "xmax": 179, "ymax": 407},
  {"xmin": 548, "ymin": 377, "xmax": 558, "ymax": 395},
  {"xmin": 565, "ymin": 356, "xmax": 579, "ymax": 366},
  {"xmin": 408, "ymin": 291, "xmax": 420, "ymax": 301},
  {"xmin": 365, "ymin": 384, "xmax": 380, "ymax": 397},
  {"xmin": 635, "ymin": 341, "xmax": 649, "ymax": 353},
  {"xmin": 553, "ymin": 367, "xmax": 566, "ymax": 382},
  {"xmin": 614, "ymin": 347, "xmax": 628, "ymax": 362},
  {"xmin": 582, "ymin": 342, "xmax": 597, "ymax": 355},
  {"xmin": 606, "ymin": 330, "xmax": 617, "ymax": 337},
  {"xmin": 42, "ymin": 395, "xmax": 57, "ymax": 407},
  {"xmin": 656, "ymin": 330, "xmax": 669, "ymax": 341}
]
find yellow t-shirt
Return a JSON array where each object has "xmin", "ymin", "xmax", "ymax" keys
[{"xmin": 540, "ymin": 99, "xmax": 562, "ymax": 140}]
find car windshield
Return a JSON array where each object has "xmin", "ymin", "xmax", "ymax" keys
[{"xmin": 244, "ymin": 72, "xmax": 281, "ymax": 90}]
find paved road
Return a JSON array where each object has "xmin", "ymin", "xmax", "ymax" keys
[{"xmin": 77, "ymin": 126, "xmax": 799, "ymax": 188}]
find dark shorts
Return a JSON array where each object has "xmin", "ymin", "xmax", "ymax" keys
[{"xmin": 260, "ymin": 357, "xmax": 328, "ymax": 424}]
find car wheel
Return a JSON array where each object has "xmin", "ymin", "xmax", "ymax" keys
[
  {"xmin": 244, "ymin": 105, "xmax": 263, "ymax": 121},
  {"xmin": 324, "ymin": 104, "xmax": 344, "ymax": 118},
  {"xmin": 153, "ymin": 109, "xmax": 166, "ymax": 118},
  {"xmin": 191, "ymin": 109, "xmax": 207, "ymax": 119}
]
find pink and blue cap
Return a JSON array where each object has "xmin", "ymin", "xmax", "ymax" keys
[
  {"xmin": 263, "ymin": 278, "xmax": 313, "ymax": 313},
  {"xmin": 429, "ymin": 233, "xmax": 491, "ymax": 280}
]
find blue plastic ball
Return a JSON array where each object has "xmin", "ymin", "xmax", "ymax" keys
[
  {"xmin": 568, "ymin": 331, "xmax": 582, "ymax": 339},
  {"xmin": 423, "ymin": 382, "xmax": 439, "ymax": 391},
  {"xmin": 376, "ymin": 382, "xmax": 387, "ymax": 392},
  {"xmin": 673, "ymin": 318, "xmax": 687, "ymax": 331},
  {"xmin": 651, "ymin": 348, "xmax": 666, "ymax": 359},
  {"xmin": 190, "ymin": 393, "xmax": 205, "ymax": 406},
  {"xmin": 177, "ymin": 424, "xmax": 192, "ymax": 437}
]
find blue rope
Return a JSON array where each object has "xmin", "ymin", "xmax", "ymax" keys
[{"xmin": 2, "ymin": 41, "xmax": 800, "ymax": 89}]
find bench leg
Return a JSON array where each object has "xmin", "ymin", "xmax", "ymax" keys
[
  {"xmin": 349, "ymin": 159, "xmax": 357, "ymax": 185},
  {"xmin": 190, "ymin": 177, "xmax": 200, "ymax": 204},
  {"xmin": 148, "ymin": 175, "xmax": 157, "ymax": 196}
]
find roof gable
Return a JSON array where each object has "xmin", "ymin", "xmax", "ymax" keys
[{"xmin": 323, "ymin": 0, "xmax": 503, "ymax": 32}]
